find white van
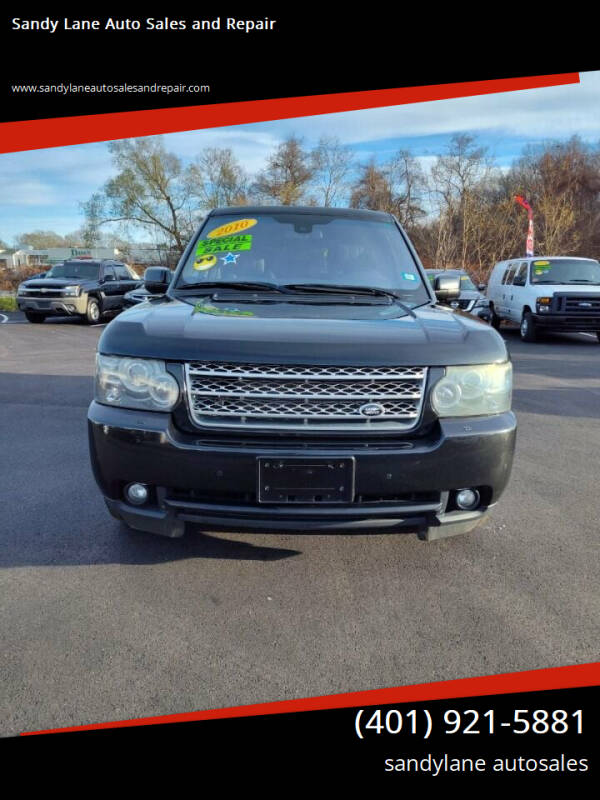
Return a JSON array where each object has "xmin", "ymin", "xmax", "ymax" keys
[{"xmin": 486, "ymin": 256, "xmax": 600, "ymax": 342}]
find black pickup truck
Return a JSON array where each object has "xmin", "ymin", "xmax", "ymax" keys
[
  {"xmin": 17, "ymin": 259, "xmax": 141, "ymax": 323},
  {"xmin": 88, "ymin": 207, "xmax": 516, "ymax": 542}
]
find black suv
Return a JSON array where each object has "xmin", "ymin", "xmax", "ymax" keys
[
  {"xmin": 17, "ymin": 259, "xmax": 141, "ymax": 324},
  {"xmin": 88, "ymin": 207, "xmax": 516, "ymax": 542}
]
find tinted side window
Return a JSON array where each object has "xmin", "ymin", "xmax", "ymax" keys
[
  {"xmin": 104, "ymin": 268, "xmax": 116, "ymax": 281},
  {"xmin": 115, "ymin": 266, "xmax": 130, "ymax": 280},
  {"xmin": 513, "ymin": 262, "xmax": 528, "ymax": 286},
  {"xmin": 504, "ymin": 264, "xmax": 516, "ymax": 285}
]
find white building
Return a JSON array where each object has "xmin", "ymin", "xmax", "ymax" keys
[{"xmin": 0, "ymin": 246, "xmax": 119, "ymax": 270}]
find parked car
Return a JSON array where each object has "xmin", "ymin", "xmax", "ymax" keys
[
  {"xmin": 88, "ymin": 206, "xmax": 516, "ymax": 542},
  {"xmin": 17, "ymin": 259, "xmax": 142, "ymax": 323},
  {"xmin": 425, "ymin": 269, "xmax": 490, "ymax": 320},
  {"xmin": 122, "ymin": 268, "xmax": 174, "ymax": 307},
  {"xmin": 486, "ymin": 256, "xmax": 600, "ymax": 342}
]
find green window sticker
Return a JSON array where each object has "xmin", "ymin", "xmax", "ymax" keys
[{"xmin": 196, "ymin": 234, "xmax": 253, "ymax": 255}]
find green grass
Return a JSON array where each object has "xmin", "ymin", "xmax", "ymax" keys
[{"xmin": 0, "ymin": 296, "xmax": 17, "ymax": 311}]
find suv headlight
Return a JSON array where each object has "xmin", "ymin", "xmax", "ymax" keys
[
  {"xmin": 431, "ymin": 363, "xmax": 512, "ymax": 417},
  {"xmin": 95, "ymin": 355, "xmax": 179, "ymax": 411},
  {"xmin": 62, "ymin": 285, "xmax": 81, "ymax": 296}
]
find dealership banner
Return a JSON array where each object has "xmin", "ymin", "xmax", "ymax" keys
[
  {"xmin": 1, "ymin": 9, "xmax": 598, "ymax": 786},
  {"xmin": 6, "ymin": 664, "xmax": 598, "ymax": 784}
]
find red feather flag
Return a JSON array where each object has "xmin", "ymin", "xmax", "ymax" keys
[{"xmin": 514, "ymin": 195, "xmax": 534, "ymax": 256}]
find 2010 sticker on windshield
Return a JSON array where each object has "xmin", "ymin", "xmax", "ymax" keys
[
  {"xmin": 196, "ymin": 234, "xmax": 253, "ymax": 255},
  {"xmin": 206, "ymin": 219, "xmax": 258, "ymax": 239}
]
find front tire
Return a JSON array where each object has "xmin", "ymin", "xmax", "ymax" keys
[
  {"xmin": 85, "ymin": 298, "xmax": 101, "ymax": 324},
  {"xmin": 520, "ymin": 311, "xmax": 537, "ymax": 342},
  {"xmin": 25, "ymin": 312, "xmax": 46, "ymax": 323}
]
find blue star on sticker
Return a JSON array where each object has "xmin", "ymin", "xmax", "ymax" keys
[{"xmin": 221, "ymin": 252, "xmax": 240, "ymax": 265}]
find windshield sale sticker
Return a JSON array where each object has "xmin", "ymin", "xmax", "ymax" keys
[
  {"xmin": 196, "ymin": 234, "xmax": 253, "ymax": 255},
  {"xmin": 206, "ymin": 219, "xmax": 258, "ymax": 239}
]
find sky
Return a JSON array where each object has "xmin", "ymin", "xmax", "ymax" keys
[{"xmin": 2, "ymin": 70, "xmax": 600, "ymax": 244}]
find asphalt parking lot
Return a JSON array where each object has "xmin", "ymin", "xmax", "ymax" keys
[{"xmin": 1, "ymin": 310, "xmax": 598, "ymax": 736}]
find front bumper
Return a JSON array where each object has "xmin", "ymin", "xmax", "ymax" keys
[
  {"xmin": 533, "ymin": 312, "xmax": 600, "ymax": 331},
  {"xmin": 88, "ymin": 402, "xmax": 516, "ymax": 541},
  {"xmin": 17, "ymin": 294, "xmax": 87, "ymax": 315}
]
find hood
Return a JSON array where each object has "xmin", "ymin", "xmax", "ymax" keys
[
  {"xmin": 533, "ymin": 285, "xmax": 600, "ymax": 294},
  {"xmin": 99, "ymin": 297, "xmax": 508, "ymax": 367},
  {"xmin": 23, "ymin": 278, "xmax": 90, "ymax": 289}
]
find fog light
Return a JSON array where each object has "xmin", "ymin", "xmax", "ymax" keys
[
  {"xmin": 455, "ymin": 488, "xmax": 480, "ymax": 510},
  {"xmin": 125, "ymin": 482, "xmax": 149, "ymax": 505}
]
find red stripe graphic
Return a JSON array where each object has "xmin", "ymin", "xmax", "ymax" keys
[
  {"xmin": 1, "ymin": 73, "xmax": 579, "ymax": 154},
  {"xmin": 22, "ymin": 661, "xmax": 598, "ymax": 735}
]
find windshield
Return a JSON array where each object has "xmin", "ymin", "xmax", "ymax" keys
[
  {"xmin": 177, "ymin": 213, "xmax": 429, "ymax": 304},
  {"xmin": 459, "ymin": 274, "xmax": 477, "ymax": 290},
  {"xmin": 530, "ymin": 259, "xmax": 600, "ymax": 284},
  {"xmin": 45, "ymin": 262, "xmax": 100, "ymax": 280}
]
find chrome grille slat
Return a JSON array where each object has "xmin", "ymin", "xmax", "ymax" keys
[
  {"xmin": 189, "ymin": 397, "xmax": 419, "ymax": 418},
  {"xmin": 185, "ymin": 361, "xmax": 427, "ymax": 431},
  {"xmin": 189, "ymin": 377, "xmax": 422, "ymax": 399},
  {"xmin": 187, "ymin": 361, "xmax": 424, "ymax": 380}
]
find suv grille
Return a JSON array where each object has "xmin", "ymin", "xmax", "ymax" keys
[
  {"xmin": 454, "ymin": 298, "xmax": 475, "ymax": 310},
  {"xmin": 20, "ymin": 289, "xmax": 63, "ymax": 298},
  {"xmin": 185, "ymin": 362, "xmax": 427, "ymax": 431}
]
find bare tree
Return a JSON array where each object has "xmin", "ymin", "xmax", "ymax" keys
[
  {"xmin": 310, "ymin": 136, "xmax": 354, "ymax": 206},
  {"xmin": 349, "ymin": 151, "xmax": 426, "ymax": 225},
  {"xmin": 428, "ymin": 134, "xmax": 492, "ymax": 269},
  {"xmin": 252, "ymin": 136, "xmax": 315, "ymax": 205},
  {"xmin": 84, "ymin": 137, "xmax": 197, "ymax": 253},
  {"xmin": 189, "ymin": 147, "xmax": 249, "ymax": 209},
  {"xmin": 349, "ymin": 160, "xmax": 392, "ymax": 210},
  {"xmin": 16, "ymin": 230, "xmax": 67, "ymax": 249}
]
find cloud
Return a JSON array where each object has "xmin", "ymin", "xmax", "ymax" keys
[
  {"xmin": 0, "ymin": 178, "xmax": 61, "ymax": 207},
  {"xmin": 249, "ymin": 71, "xmax": 600, "ymax": 143}
]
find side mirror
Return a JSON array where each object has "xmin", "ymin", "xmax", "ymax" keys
[
  {"xmin": 478, "ymin": 283, "xmax": 486, "ymax": 291},
  {"xmin": 434, "ymin": 275, "xmax": 461, "ymax": 303},
  {"xmin": 144, "ymin": 267, "xmax": 171, "ymax": 293}
]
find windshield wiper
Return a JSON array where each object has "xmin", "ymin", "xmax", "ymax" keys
[
  {"xmin": 175, "ymin": 281, "xmax": 285, "ymax": 293},
  {"xmin": 281, "ymin": 283, "xmax": 417, "ymax": 316}
]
